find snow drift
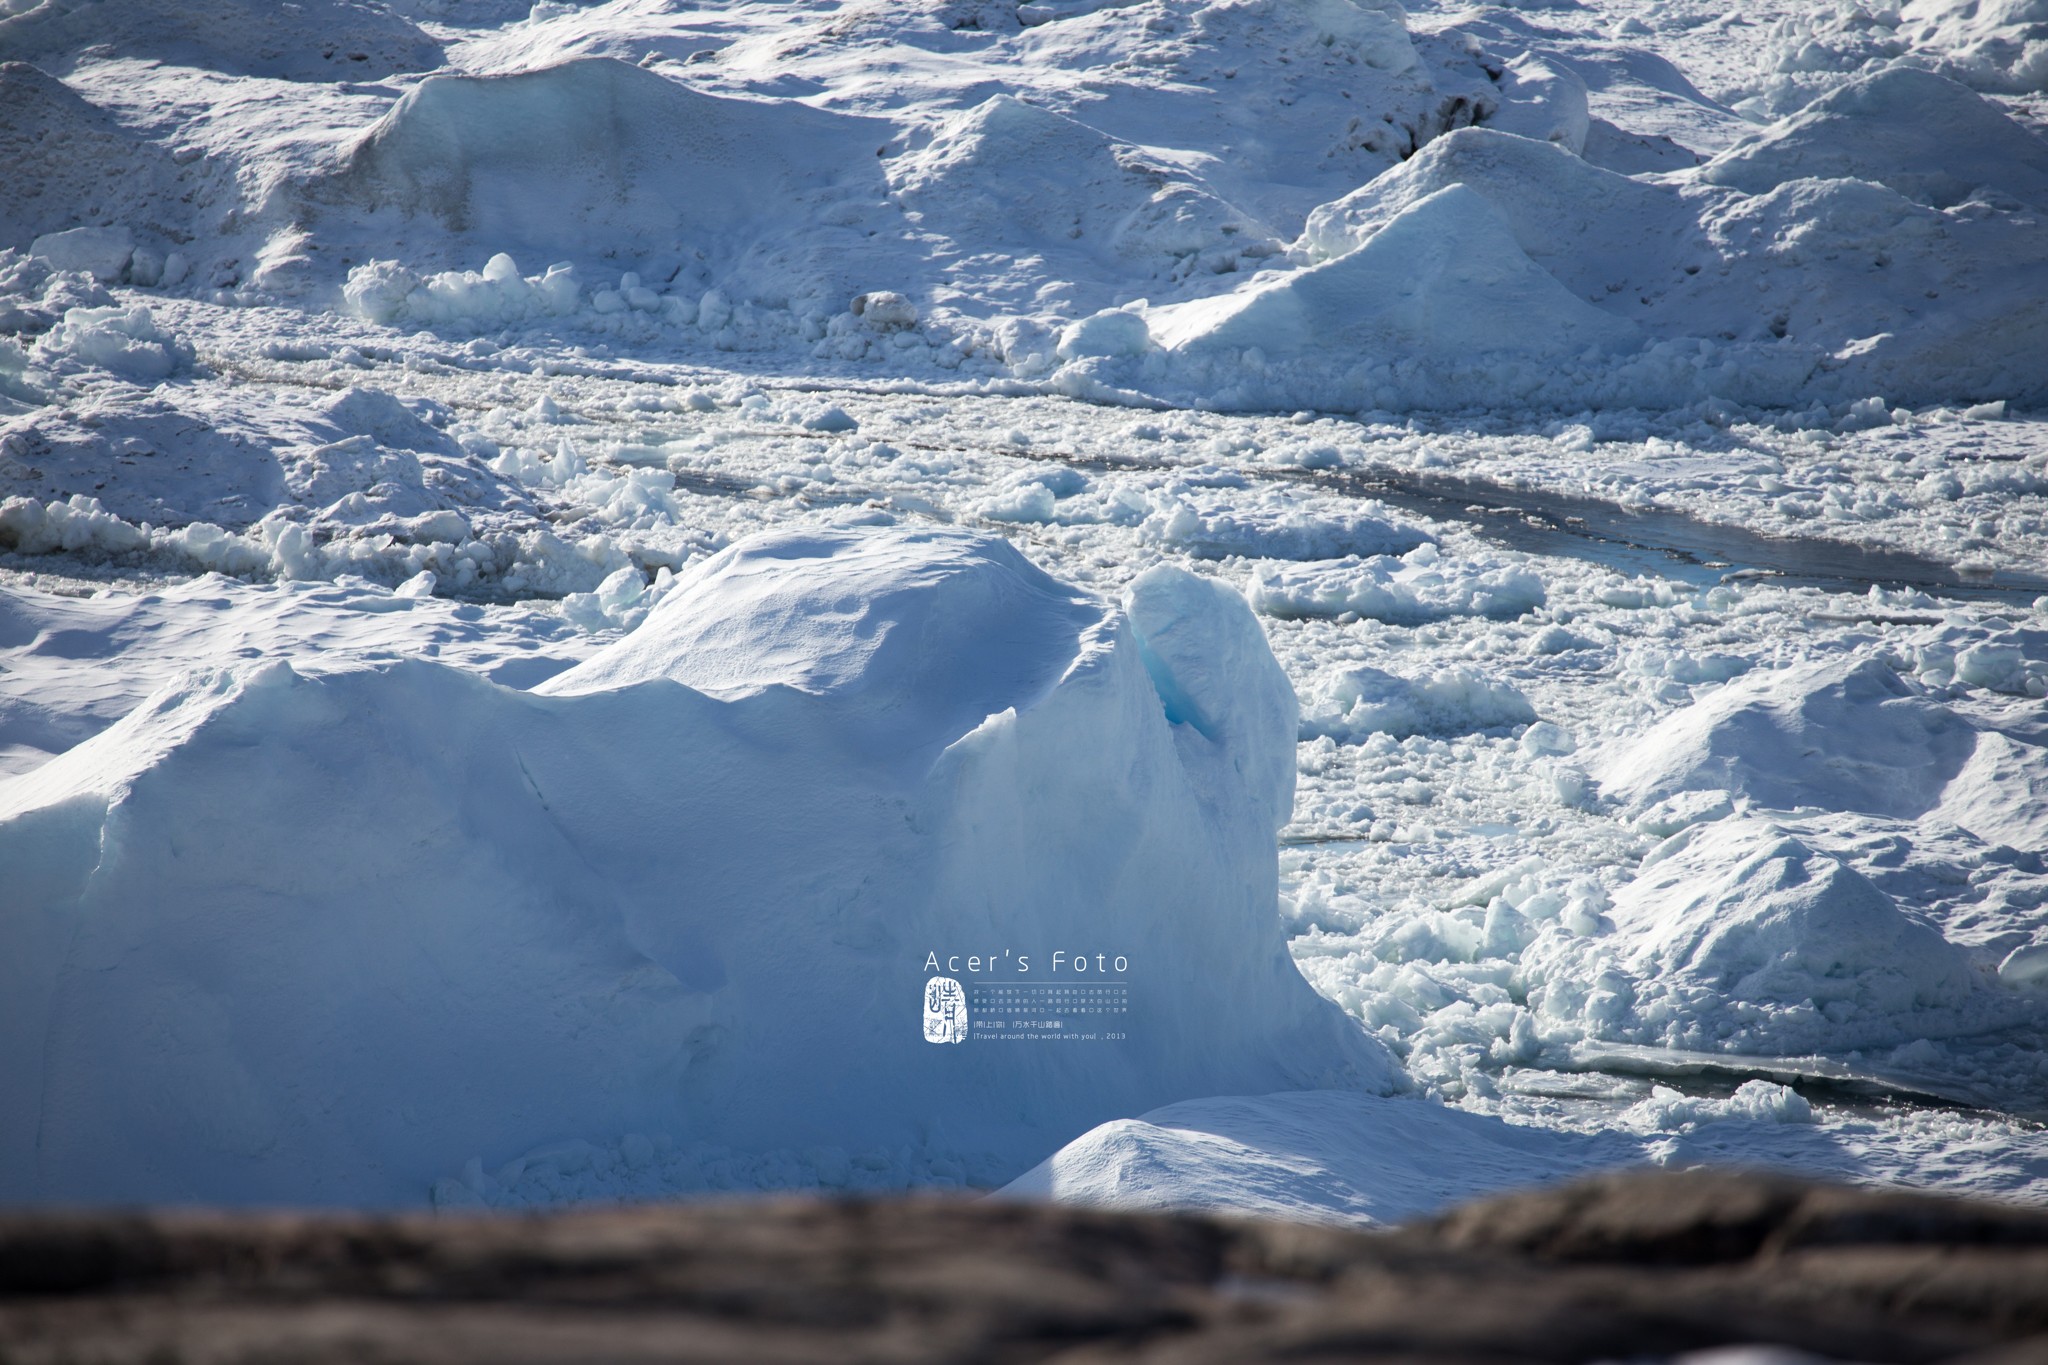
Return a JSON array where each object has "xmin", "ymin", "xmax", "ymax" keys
[
  {"xmin": 1300, "ymin": 126, "xmax": 1697, "ymax": 297},
  {"xmin": 0, "ymin": 527, "xmax": 1393, "ymax": 1205}
]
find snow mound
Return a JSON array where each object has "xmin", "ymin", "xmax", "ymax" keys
[
  {"xmin": 1157, "ymin": 182, "xmax": 1638, "ymax": 357},
  {"xmin": 1249, "ymin": 544, "xmax": 1546, "ymax": 623},
  {"xmin": 1143, "ymin": 185, "xmax": 1641, "ymax": 410},
  {"xmin": 316, "ymin": 58, "xmax": 890, "ymax": 283},
  {"xmin": 891, "ymin": 95, "xmax": 1277, "ymax": 302},
  {"xmin": 0, "ymin": 0, "xmax": 443, "ymax": 81},
  {"xmin": 1708, "ymin": 176, "xmax": 2048, "ymax": 406},
  {"xmin": 1590, "ymin": 656, "xmax": 2048, "ymax": 844},
  {"xmin": 540, "ymin": 529, "xmax": 1106, "ymax": 757},
  {"xmin": 998, "ymin": 1089, "xmax": 1625, "ymax": 1225},
  {"xmin": 1528, "ymin": 817, "xmax": 1981, "ymax": 1054},
  {"xmin": 0, "ymin": 528, "xmax": 1393, "ymax": 1204},
  {"xmin": 1699, "ymin": 68, "xmax": 2048, "ymax": 210},
  {"xmin": 1297, "ymin": 127, "xmax": 1691, "ymax": 294},
  {"xmin": 0, "ymin": 63, "xmax": 183, "ymax": 250}
]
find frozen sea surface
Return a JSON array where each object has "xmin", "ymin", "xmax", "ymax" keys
[{"xmin": 1, "ymin": 0, "xmax": 2046, "ymax": 1216}]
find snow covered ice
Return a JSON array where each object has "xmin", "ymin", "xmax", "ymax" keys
[{"xmin": 3, "ymin": 0, "xmax": 2048, "ymax": 1221}]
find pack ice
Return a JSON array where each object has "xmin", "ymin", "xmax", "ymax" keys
[
  {"xmin": 0, "ymin": 528, "xmax": 1393, "ymax": 1205},
  {"xmin": 0, "ymin": 0, "xmax": 2041, "ymax": 437}
]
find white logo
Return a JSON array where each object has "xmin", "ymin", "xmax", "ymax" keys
[{"xmin": 923, "ymin": 976, "xmax": 968, "ymax": 1044}]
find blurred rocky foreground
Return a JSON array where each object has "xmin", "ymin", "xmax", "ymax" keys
[{"xmin": 1, "ymin": 1168, "xmax": 2045, "ymax": 1364}]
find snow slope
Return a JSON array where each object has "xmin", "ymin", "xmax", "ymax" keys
[
  {"xmin": 0, "ymin": 0, "xmax": 444, "ymax": 83},
  {"xmin": 0, "ymin": 63, "xmax": 187, "ymax": 251}
]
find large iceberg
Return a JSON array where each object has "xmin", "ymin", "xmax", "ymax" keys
[{"xmin": 0, "ymin": 528, "xmax": 1394, "ymax": 1205}]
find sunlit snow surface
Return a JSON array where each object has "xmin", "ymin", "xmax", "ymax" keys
[{"xmin": 2, "ymin": 0, "xmax": 2048, "ymax": 1216}]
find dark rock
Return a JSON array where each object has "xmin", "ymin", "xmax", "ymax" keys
[{"xmin": 0, "ymin": 1169, "xmax": 2044, "ymax": 1363}]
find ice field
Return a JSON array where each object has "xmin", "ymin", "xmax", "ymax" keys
[{"xmin": 2, "ymin": 0, "xmax": 2047, "ymax": 1216}]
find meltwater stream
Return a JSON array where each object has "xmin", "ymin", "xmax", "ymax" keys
[{"xmin": 1306, "ymin": 465, "xmax": 2048, "ymax": 604}]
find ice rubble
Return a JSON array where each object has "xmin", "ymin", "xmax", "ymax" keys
[
  {"xmin": 1249, "ymin": 545, "xmax": 1546, "ymax": 624},
  {"xmin": 1751, "ymin": 0, "xmax": 2048, "ymax": 110},
  {"xmin": 1900, "ymin": 0, "xmax": 2048, "ymax": 92},
  {"xmin": 0, "ymin": 528, "xmax": 1394, "ymax": 1204},
  {"xmin": 1, "ymin": 0, "xmax": 2042, "ymax": 412},
  {"xmin": 1525, "ymin": 816, "xmax": 1984, "ymax": 1056},
  {"xmin": 30, "ymin": 304, "xmax": 188, "ymax": 380},
  {"xmin": 1265, "ymin": 624, "xmax": 2048, "ymax": 1150},
  {"xmin": 1505, "ymin": 654, "xmax": 2048, "ymax": 1056},
  {"xmin": 1137, "ymin": 494, "xmax": 1431, "ymax": 562},
  {"xmin": 1300, "ymin": 664, "xmax": 1538, "ymax": 743}
]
